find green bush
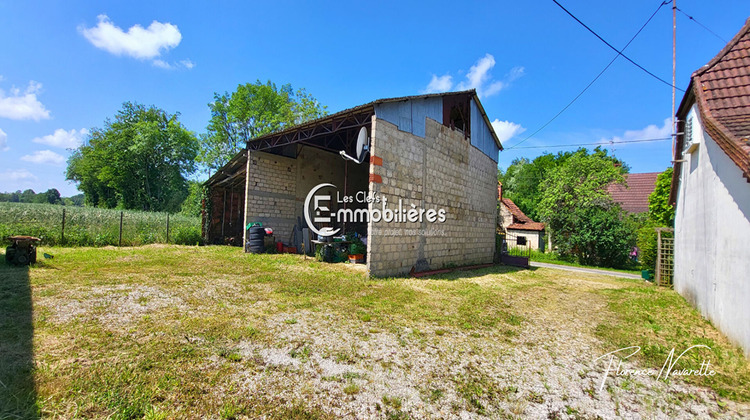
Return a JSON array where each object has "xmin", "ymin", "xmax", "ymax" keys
[
  {"xmin": 636, "ymin": 222, "xmax": 672, "ymax": 272},
  {"xmin": 0, "ymin": 202, "xmax": 201, "ymax": 247}
]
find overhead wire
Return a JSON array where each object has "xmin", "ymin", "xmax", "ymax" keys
[
  {"xmin": 552, "ymin": 0, "xmax": 684, "ymax": 92},
  {"xmin": 508, "ymin": 137, "xmax": 671, "ymax": 150},
  {"xmin": 676, "ymin": 7, "xmax": 728, "ymax": 43},
  {"xmin": 507, "ymin": 0, "xmax": 671, "ymax": 150}
]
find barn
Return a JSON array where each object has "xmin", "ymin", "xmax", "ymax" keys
[{"xmin": 204, "ymin": 90, "xmax": 502, "ymax": 277}]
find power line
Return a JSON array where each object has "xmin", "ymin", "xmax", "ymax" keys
[
  {"xmin": 507, "ymin": 0, "xmax": 670, "ymax": 149},
  {"xmin": 552, "ymin": 0, "xmax": 685, "ymax": 93},
  {"xmin": 676, "ymin": 7, "xmax": 727, "ymax": 43},
  {"xmin": 508, "ymin": 137, "xmax": 672, "ymax": 150}
]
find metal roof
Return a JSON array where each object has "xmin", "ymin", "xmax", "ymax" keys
[{"xmin": 247, "ymin": 89, "xmax": 503, "ymax": 151}]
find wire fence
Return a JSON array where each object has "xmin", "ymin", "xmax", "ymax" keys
[{"xmin": 0, "ymin": 202, "xmax": 202, "ymax": 247}]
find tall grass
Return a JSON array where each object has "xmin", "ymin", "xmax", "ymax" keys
[{"xmin": 0, "ymin": 202, "xmax": 201, "ymax": 246}]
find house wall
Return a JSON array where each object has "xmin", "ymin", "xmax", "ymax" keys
[
  {"xmin": 507, "ymin": 229, "xmax": 543, "ymax": 251},
  {"xmin": 498, "ymin": 203, "xmax": 513, "ymax": 230},
  {"xmin": 366, "ymin": 117, "xmax": 497, "ymax": 277},
  {"xmin": 674, "ymin": 105, "xmax": 750, "ymax": 357}
]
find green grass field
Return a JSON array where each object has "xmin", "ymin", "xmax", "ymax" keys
[
  {"xmin": 0, "ymin": 202, "xmax": 201, "ymax": 246},
  {"xmin": 1, "ymin": 246, "xmax": 748, "ymax": 418}
]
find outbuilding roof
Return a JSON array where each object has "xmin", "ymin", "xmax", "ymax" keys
[
  {"xmin": 607, "ymin": 172, "xmax": 660, "ymax": 214},
  {"xmin": 500, "ymin": 197, "xmax": 546, "ymax": 231},
  {"xmin": 246, "ymin": 89, "xmax": 502, "ymax": 151}
]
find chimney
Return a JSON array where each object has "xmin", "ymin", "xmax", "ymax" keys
[{"xmin": 497, "ymin": 182, "xmax": 503, "ymax": 200}]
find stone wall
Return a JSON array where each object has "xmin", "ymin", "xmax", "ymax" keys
[
  {"xmin": 498, "ymin": 202, "xmax": 513, "ymax": 230},
  {"xmin": 367, "ymin": 117, "xmax": 497, "ymax": 277}
]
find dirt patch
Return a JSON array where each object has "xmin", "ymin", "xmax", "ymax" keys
[
  {"xmin": 230, "ymin": 286, "xmax": 749, "ymax": 419},
  {"xmin": 39, "ymin": 285, "xmax": 183, "ymax": 328}
]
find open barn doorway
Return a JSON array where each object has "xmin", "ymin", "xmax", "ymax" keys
[{"xmin": 204, "ymin": 107, "xmax": 374, "ymax": 261}]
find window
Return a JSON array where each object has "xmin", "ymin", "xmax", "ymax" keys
[
  {"xmin": 442, "ymin": 96, "xmax": 471, "ymax": 138},
  {"xmin": 683, "ymin": 112, "xmax": 700, "ymax": 154},
  {"xmin": 517, "ymin": 236, "xmax": 527, "ymax": 246}
]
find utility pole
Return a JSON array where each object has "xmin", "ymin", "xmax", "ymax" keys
[{"xmin": 672, "ymin": 0, "xmax": 677, "ymax": 143}]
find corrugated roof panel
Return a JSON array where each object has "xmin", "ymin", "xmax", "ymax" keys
[{"xmin": 470, "ymin": 98, "xmax": 500, "ymax": 162}]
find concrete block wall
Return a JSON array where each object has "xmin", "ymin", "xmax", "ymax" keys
[
  {"xmin": 242, "ymin": 146, "xmax": 369, "ymax": 250},
  {"xmin": 244, "ymin": 151, "xmax": 298, "ymax": 245},
  {"xmin": 367, "ymin": 117, "xmax": 497, "ymax": 276}
]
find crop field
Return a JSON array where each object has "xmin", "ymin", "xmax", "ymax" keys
[
  {"xmin": 1, "ymin": 245, "xmax": 748, "ymax": 419},
  {"xmin": 0, "ymin": 202, "xmax": 201, "ymax": 246}
]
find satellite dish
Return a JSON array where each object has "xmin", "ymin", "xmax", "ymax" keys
[{"xmin": 339, "ymin": 127, "xmax": 370, "ymax": 164}]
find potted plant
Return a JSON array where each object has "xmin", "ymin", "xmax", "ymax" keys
[{"xmin": 348, "ymin": 238, "xmax": 366, "ymax": 264}]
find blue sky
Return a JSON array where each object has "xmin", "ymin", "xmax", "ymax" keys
[{"xmin": 1, "ymin": 0, "xmax": 748, "ymax": 196}]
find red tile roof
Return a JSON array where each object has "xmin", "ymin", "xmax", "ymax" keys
[
  {"xmin": 607, "ymin": 172, "xmax": 660, "ymax": 214},
  {"xmin": 500, "ymin": 198, "xmax": 545, "ymax": 231},
  {"xmin": 507, "ymin": 222, "xmax": 546, "ymax": 232},
  {"xmin": 501, "ymin": 198, "xmax": 531, "ymax": 222},
  {"xmin": 671, "ymin": 17, "xmax": 750, "ymax": 203}
]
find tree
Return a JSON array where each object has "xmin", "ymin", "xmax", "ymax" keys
[
  {"xmin": 499, "ymin": 147, "xmax": 627, "ymax": 221},
  {"xmin": 19, "ymin": 189, "xmax": 36, "ymax": 203},
  {"xmin": 63, "ymin": 194, "xmax": 85, "ymax": 207},
  {"xmin": 568, "ymin": 205, "xmax": 634, "ymax": 268},
  {"xmin": 648, "ymin": 167, "xmax": 675, "ymax": 226},
  {"xmin": 66, "ymin": 102, "xmax": 199, "ymax": 212},
  {"xmin": 180, "ymin": 180, "xmax": 204, "ymax": 217},
  {"xmin": 200, "ymin": 80, "xmax": 327, "ymax": 171},
  {"xmin": 42, "ymin": 188, "xmax": 61, "ymax": 204},
  {"xmin": 537, "ymin": 149, "xmax": 633, "ymax": 267}
]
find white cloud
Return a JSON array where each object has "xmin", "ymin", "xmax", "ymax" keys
[
  {"xmin": 79, "ymin": 14, "xmax": 182, "ymax": 60},
  {"xmin": 422, "ymin": 54, "xmax": 524, "ymax": 98},
  {"xmin": 505, "ymin": 66, "xmax": 525, "ymax": 83},
  {"xmin": 21, "ymin": 150, "xmax": 66, "ymax": 165},
  {"xmin": 152, "ymin": 59, "xmax": 172, "ymax": 69},
  {"xmin": 457, "ymin": 54, "xmax": 496, "ymax": 93},
  {"xmin": 0, "ymin": 128, "xmax": 7, "ymax": 151},
  {"xmin": 0, "ymin": 80, "xmax": 51, "ymax": 121},
  {"xmin": 151, "ymin": 58, "xmax": 195, "ymax": 70},
  {"xmin": 1, "ymin": 168, "xmax": 38, "ymax": 183},
  {"xmin": 422, "ymin": 74, "xmax": 453, "ymax": 94},
  {"xmin": 599, "ymin": 118, "xmax": 672, "ymax": 145},
  {"xmin": 491, "ymin": 119, "xmax": 526, "ymax": 145},
  {"xmin": 32, "ymin": 128, "xmax": 88, "ymax": 149}
]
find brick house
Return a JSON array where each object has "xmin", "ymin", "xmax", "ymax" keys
[
  {"xmin": 669, "ymin": 19, "xmax": 750, "ymax": 357},
  {"xmin": 204, "ymin": 90, "xmax": 502, "ymax": 277}
]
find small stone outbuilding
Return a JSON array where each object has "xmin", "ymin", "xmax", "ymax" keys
[
  {"xmin": 204, "ymin": 90, "xmax": 502, "ymax": 277},
  {"xmin": 498, "ymin": 196, "xmax": 545, "ymax": 251}
]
